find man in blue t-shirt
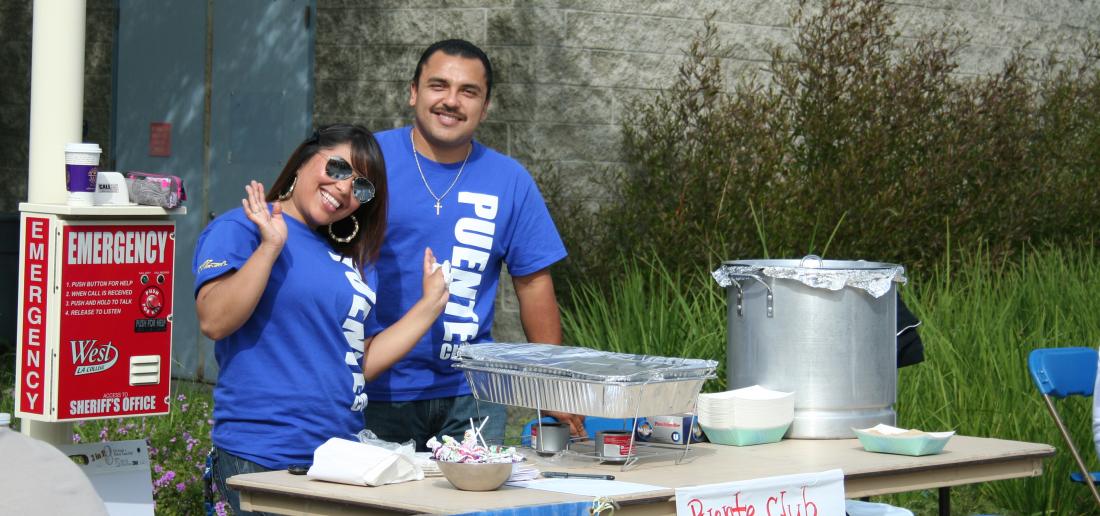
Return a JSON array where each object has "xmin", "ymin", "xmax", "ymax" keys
[{"xmin": 365, "ymin": 39, "xmax": 583, "ymax": 450}]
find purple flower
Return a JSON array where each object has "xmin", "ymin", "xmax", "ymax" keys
[
  {"xmin": 154, "ymin": 464, "xmax": 164, "ymax": 474},
  {"xmin": 153, "ymin": 470, "xmax": 176, "ymax": 489},
  {"xmin": 214, "ymin": 501, "xmax": 228, "ymax": 516},
  {"xmin": 175, "ymin": 482, "xmax": 186, "ymax": 492},
  {"xmin": 177, "ymin": 393, "xmax": 187, "ymax": 402},
  {"xmin": 71, "ymin": 434, "xmax": 82, "ymax": 444},
  {"xmin": 98, "ymin": 428, "xmax": 108, "ymax": 441},
  {"xmin": 182, "ymin": 431, "xmax": 201, "ymax": 452},
  {"xmin": 180, "ymin": 403, "xmax": 190, "ymax": 413}
]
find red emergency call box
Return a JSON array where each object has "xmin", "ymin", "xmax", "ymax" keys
[{"xmin": 15, "ymin": 209, "xmax": 175, "ymax": 421}]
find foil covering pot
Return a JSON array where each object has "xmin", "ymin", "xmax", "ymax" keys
[{"xmin": 713, "ymin": 256, "xmax": 906, "ymax": 439}]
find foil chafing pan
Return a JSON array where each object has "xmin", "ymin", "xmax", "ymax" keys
[{"xmin": 454, "ymin": 343, "xmax": 718, "ymax": 419}]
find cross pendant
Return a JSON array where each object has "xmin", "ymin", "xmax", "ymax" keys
[{"xmin": 434, "ymin": 200, "xmax": 442, "ymax": 215}]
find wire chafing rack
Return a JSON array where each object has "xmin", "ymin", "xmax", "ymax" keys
[{"xmin": 454, "ymin": 343, "xmax": 717, "ymax": 470}]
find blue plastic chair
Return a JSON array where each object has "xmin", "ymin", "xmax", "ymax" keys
[{"xmin": 1027, "ymin": 347, "xmax": 1100, "ymax": 507}]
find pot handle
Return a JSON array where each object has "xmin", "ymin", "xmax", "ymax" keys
[
  {"xmin": 897, "ymin": 320, "xmax": 921, "ymax": 338},
  {"xmin": 728, "ymin": 272, "xmax": 774, "ymax": 318}
]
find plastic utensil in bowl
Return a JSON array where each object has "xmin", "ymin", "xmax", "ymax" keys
[{"xmin": 434, "ymin": 460, "xmax": 513, "ymax": 491}]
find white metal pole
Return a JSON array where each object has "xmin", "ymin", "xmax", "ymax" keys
[
  {"xmin": 22, "ymin": 0, "xmax": 87, "ymax": 443},
  {"xmin": 27, "ymin": 0, "xmax": 87, "ymax": 205}
]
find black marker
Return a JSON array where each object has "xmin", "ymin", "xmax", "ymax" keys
[
  {"xmin": 287, "ymin": 464, "xmax": 310, "ymax": 475},
  {"xmin": 542, "ymin": 471, "xmax": 615, "ymax": 481}
]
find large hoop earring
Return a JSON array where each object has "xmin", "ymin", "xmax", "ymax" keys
[
  {"xmin": 278, "ymin": 176, "xmax": 297, "ymax": 201},
  {"xmin": 328, "ymin": 215, "xmax": 359, "ymax": 243}
]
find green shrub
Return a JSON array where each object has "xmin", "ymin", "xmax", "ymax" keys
[
  {"xmin": 0, "ymin": 380, "xmax": 220, "ymax": 516},
  {"xmin": 1, "ymin": 350, "xmax": 13, "ymax": 416},
  {"xmin": 70, "ymin": 383, "xmax": 219, "ymax": 516},
  {"xmin": 55, "ymin": 382, "xmax": 218, "ymax": 514},
  {"xmin": 545, "ymin": 0, "xmax": 1100, "ymax": 295}
]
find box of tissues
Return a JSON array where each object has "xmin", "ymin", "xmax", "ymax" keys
[{"xmin": 94, "ymin": 172, "xmax": 133, "ymax": 205}]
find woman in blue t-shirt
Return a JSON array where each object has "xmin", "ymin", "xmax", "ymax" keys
[{"xmin": 193, "ymin": 124, "xmax": 448, "ymax": 515}]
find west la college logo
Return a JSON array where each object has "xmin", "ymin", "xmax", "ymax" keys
[{"xmin": 71, "ymin": 339, "xmax": 119, "ymax": 375}]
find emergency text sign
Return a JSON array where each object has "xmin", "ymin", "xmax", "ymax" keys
[{"xmin": 19, "ymin": 216, "xmax": 50, "ymax": 415}]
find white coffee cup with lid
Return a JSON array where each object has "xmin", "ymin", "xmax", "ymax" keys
[{"xmin": 65, "ymin": 142, "xmax": 102, "ymax": 206}]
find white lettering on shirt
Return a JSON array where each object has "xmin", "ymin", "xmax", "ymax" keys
[
  {"xmin": 331, "ymin": 252, "xmax": 372, "ymax": 411},
  {"xmin": 439, "ymin": 192, "xmax": 499, "ymax": 360}
]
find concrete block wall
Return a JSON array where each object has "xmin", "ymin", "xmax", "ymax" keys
[
  {"xmin": 313, "ymin": 0, "xmax": 1100, "ymax": 342},
  {"xmin": 83, "ymin": 0, "xmax": 116, "ymax": 172},
  {"xmin": 0, "ymin": 0, "xmax": 115, "ymax": 213},
  {"xmin": 0, "ymin": 0, "xmax": 33, "ymax": 211}
]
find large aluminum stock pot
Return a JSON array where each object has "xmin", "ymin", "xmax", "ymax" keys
[{"xmin": 712, "ymin": 256, "xmax": 906, "ymax": 438}]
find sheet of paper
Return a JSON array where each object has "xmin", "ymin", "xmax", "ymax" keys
[{"xmin": 506, "ymin": 478, "xmax": 665, "ymax": 497}]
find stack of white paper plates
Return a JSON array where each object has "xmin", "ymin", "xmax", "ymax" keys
[{"xmin": 697, "ymin": 385, "xmax": 795, "ymax": 446}]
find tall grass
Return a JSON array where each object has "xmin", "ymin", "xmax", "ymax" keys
[
  {"xmin": 888, "ymin": 245, "xmax": 1100, "ymax": 515},
  {"xmin": 561, "ymin": 246, "xmax": 1100, "ymax": 515},
  {"xmin": 561, "ymin": 255, "xmax": 727, "ymax": 392}
]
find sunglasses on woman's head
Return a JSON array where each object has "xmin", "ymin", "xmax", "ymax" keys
[{"xmin": 322, "ymin": 155, "xmax": 375, "ymax": 204}]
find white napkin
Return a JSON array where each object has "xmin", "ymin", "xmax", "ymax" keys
[
  {"xmin": 859, "ymin": 424, "xmax": 955, "ymax": 439},
  {"xmin": 307, "ymin": 438, "xmax": 423, "ymax": 486},
  {"xmin": 431, "ymin": 260, "xmax": 453, "ymax": 285},
  {"xmin": 508, "ymin": 463, "xmax": 541, "ymax": 482},
  {"xmin": 413, "ymin": 452, "xmax": 443, "ymax": 477}
]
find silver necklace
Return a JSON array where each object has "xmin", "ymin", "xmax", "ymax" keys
[{"xmin": 411, "ymin": 130, "xmax": 472, "ymax": 216}]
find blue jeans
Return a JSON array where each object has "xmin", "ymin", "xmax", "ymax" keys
[
  {"xmin": 363, "ymin": 395, "xmax": 507, "ymax": 452},
  {"xmin": 212, "ymin": 447, "xmax": 275, "ymax": 516}
]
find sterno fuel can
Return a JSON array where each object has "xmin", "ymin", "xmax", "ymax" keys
[{"xmin": 596, "ymin": 430, "xmax": 634, "ymax": 462}]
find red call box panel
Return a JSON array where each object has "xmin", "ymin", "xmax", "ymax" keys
[{"xmin": 16, "ymin": 214, "xmax": 174, "ymax": 421}]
